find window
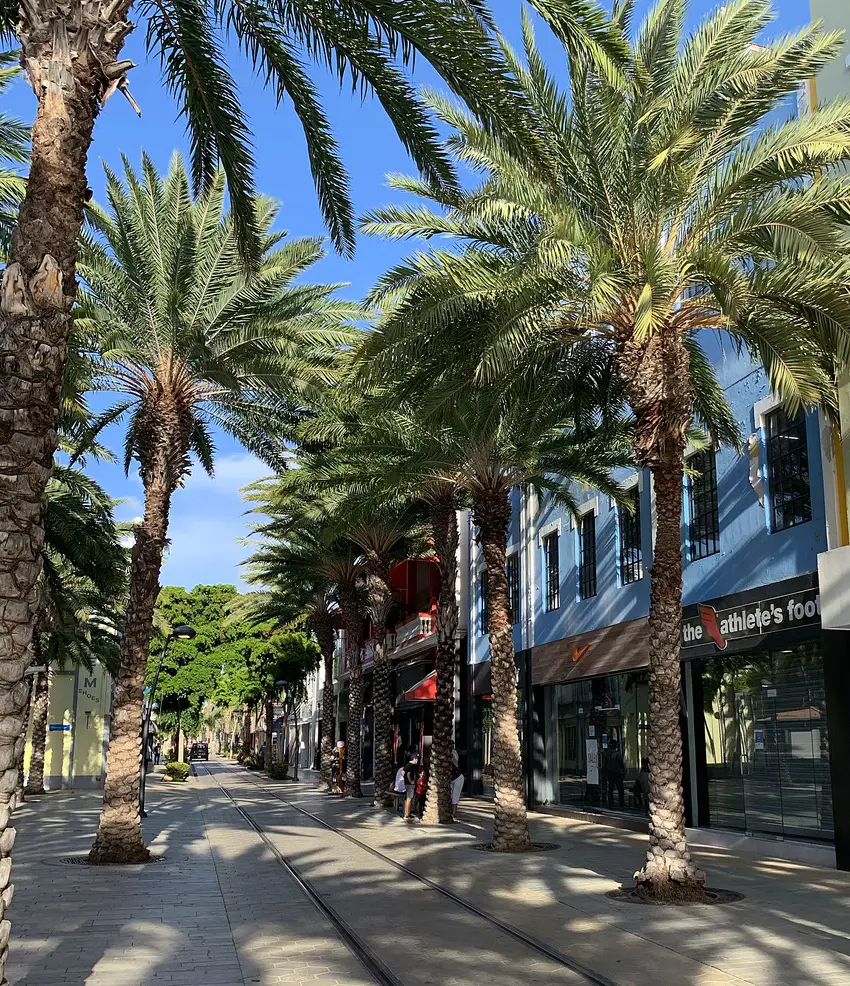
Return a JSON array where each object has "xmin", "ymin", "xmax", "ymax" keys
[
  {"xmin": 544, "ymin": 531, "xmax": 560, "ymax": 611},
  {"xmin": 688, "ymin": 449, "xmax": 720, "ymax": 560},
  {"xmin": 766, "ymin": 407, "xmax": 811, "ymax": 531},
  {"xmin": 479, "ymin": 570, "xmax": 489, "ymax": 635},
  {"xmin": 619, "ymin": 487, "xmax": 643, "ymax": 584},
  {"xmin": 578, "ymin": 512, "xmax": 597, "ymax": 599},
  {"xmin": 506, "ymin": 554, "xmax": 520, "ymax": 625}
]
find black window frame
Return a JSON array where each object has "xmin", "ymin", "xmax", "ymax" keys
[
  {"xmin": 687, "ymin": 448, "xmax": 721, "ymax": 561},
  {"xmin": 506, "ymin": 553, "xmax": 520, "ymax": 625},
  {"xmin": 766, "ymin": 406, "xmax": 812, "ymax": 532},
  {"xmin": 619, "ymin": 487, "xmax": 643, "ymax": 585},
  {"xmin": 577, "ymin": 511, "xmax": 597, "ymax": 600},
  {"xmin": 479, "ymin": 570, "xmax": 489, "ymax": 635},
  {"xmin": 544, "ymin": 531, "xmax": 560, "ymax": 612}
]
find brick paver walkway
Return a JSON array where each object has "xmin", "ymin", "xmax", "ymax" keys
[
  {"xmin": 227, "ymin": 764, "xmax": 850, "ymax": 986},
  {"xmin": 7, "ymin": 758, "xmax": 850, "ymax": 986}
]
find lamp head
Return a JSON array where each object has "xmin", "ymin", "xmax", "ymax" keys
[{"xmin": 172, "ymin": 625, "xmax": 196, "ymax": 640}]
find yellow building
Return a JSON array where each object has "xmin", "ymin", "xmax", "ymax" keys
[{"xmin": 24, "ymin": 662, "xmax": 114, "ymax": 790}]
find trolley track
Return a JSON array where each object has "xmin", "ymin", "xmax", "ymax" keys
[
  {"xmin": 201, "ymin": 762, "xmax": 620, "ymax": 986},
  {"xmin": 204, "ymin": 770, "xmax": 403, "ymax": 986}
]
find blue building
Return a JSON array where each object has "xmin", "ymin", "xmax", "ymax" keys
[{"xmin": 464, "ymin": 334, "xmax": 845, "ymax": 866}]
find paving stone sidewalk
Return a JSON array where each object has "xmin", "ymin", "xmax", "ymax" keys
[
  {"xmin": 6, "ymin": 771, "xmax": 374, "ymax": 986},
  {"xmin": 235, "ymin": 765, "xmax": 850, "ymax": 986},
  {"xmin": 8, "ymin": 761, "xmax": 850, "ymax": 986}
]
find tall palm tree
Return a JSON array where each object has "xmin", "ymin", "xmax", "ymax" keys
[
  {"xmin": 231, "ymin": 580, "xmax": 339, "ymax": 790},
  {"xmin": 78, "ymin": 155, "xmax": 355, "ymax": 863},
  {"xmin": 359, "ymin": 0, "xmax": 850, "ymax": 891},
  {"xmin": 336, "ymin": 358, "xmax": 630, "ymax": 847},
  {"xmin": 243, "ymin": 488, "xmax": 367, "ymax": 796},
  {"xmin": 346, "ymin": 512, "xmax": 421, "ymax": 809},
  {"xmin": 294, "ymin": 394, "xmax": 463, "ymax": 823}
]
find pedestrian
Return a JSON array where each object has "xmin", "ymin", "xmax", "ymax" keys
[
  {"xmin": 403, "ymin": 750, "xmax": 420, "ymax": 821},
  {"xmin": 633, "ymin": 757, "xmax": 650, "ymax": 810},
  {"xmin": 606, "ymin": 740, "xmax": 626, "ymax": 809},
  {"xmin": 414, "ymin": 761, "xmax": 429, "ymax": 818},
  {"xmin": 450, "ymin": 749, "xmax": 464, "ymax": 819},
  {"xmin": 393, "ymin": 761, "xmax": 407, "ymax": 812}
]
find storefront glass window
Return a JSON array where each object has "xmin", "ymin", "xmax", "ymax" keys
[
  {"xmin": 701, "ymin": 642, "xmax": 832, "ymax": 842},
  {"xmin": 545, "ymin": 671, "xmax": 649, "ymax": 813}
]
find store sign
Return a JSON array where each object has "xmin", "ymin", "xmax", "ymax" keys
[{"xmin": 682, "ymin": 588, "xmax": 821, "ymax": 650}]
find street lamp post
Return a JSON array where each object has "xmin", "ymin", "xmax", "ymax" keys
[{"xmin": 140, "ymin": 624, "xmax": 196, "ymax": 817}]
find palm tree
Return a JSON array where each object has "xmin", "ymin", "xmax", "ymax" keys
[
  {"xmin": 294, "ymin": 395, "xmax": 463, "ymax": 823},
  {"xmin": 26, "ymin": 463, "xmax": 126, "ymax": 796},
  {"xmin": 243, "ymin": 489, "xmax": 367, "ymax": 796},
  {"xmin": 233, "ymin": 582, "xmax": 340, "ymax": 789},
  {"xmin": 79, "ymin": 155, "xmax": 355, "ymax": 863},
  {"xmin": 334, "ymin": 359, "xmax": 630, "ymax": 847},
  {"xmin": 346, "ymin": 511, "xmax": 420, "ymax": 809},
  {"xmin": 359, "ymin": 0, "xmax": 850, "ymax": 890}
]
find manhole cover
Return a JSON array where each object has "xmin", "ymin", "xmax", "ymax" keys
[
  {"xmin": 52, "ymin": 854, "xmax": 168, "ymax": 866},
  {"xmin": 470, "ymin": 841, "xmax": 560, "ymax": 853},
  {"xmin": 606, "ymin": 886, "xmax": 744, "ymax": 906}
]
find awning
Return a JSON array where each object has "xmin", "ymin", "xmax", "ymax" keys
[
  {"xmin": 403, "ymin": 671, "xmax": 436, "ymax": 702},
  {"xmin": 532, "ymin": 616, "xmax": 650, "ymax": 685}
]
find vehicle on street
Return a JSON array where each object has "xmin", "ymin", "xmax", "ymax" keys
[{"xmin": 189, "ymin": 742, "xmax": 209, "ymax": 761}]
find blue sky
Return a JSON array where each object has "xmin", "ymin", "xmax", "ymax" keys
[{"xmin": 6, "ymin": 0, "xmax": 812, "ymax": 590}]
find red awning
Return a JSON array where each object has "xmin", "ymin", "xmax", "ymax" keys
[{"xmin": 403, "ymin": 671, "xmax": 436, "ymax": 702}]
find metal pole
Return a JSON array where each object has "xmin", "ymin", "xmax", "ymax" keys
[{"xmin": 140, "ymin": 636, "xmax": 171, "ymax": 818}]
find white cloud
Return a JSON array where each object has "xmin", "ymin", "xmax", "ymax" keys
[
  {"xmin": 162, "ymin": 513, "xmax": 255, "ymax": 590},
  {"xmin": 113, "ymin": 495, "xmax": 144, "ymax": 519},
  {"xmin": 180, "ymin": 453, "xmax": 271, "ymax": 494}
]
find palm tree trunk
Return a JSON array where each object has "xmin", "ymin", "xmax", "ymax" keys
[
  {"xmin": 636, "ymin": 458, "xmax": 705, "ymax": 894},
  {"xmin": 617, "ymin": 328, "xmax": 704, "ymax": 895},
  {"xmin": 241, "ymin": 704, "xmax": 251, "ymax": 756},
  {"xmin": 340, "ymin": 590, "xmax": 363, "ymax": 798},
  {"xmin": 0, "ymin": 12, "xmax": 128, "ymax": 962},
  {"xmin": 365, "ymin": 566, "xmax": 394, "ymax": 810},
  {"xmin": 474, "ymin": 491, "xmax": 530, "ymax": 852},
  {"xmin": 264, "ymin": 697, "xmax": 274, "ymax": 771},
  {"xmin": 89, "ymin": 465, "xmax": 174, "ymax": 864},
  {"xmin": 15, "ymin": 676, "xmax": 33, "ymax": 806},
  {"xmin": 423, "ymin": 500, "xmax": 459, "ymax": 826},
  {"xmin": 316, "ymin": 621, "xmax": 336, "ymax": 792},
  {"xmin": 371, "ymin": 625, "xmax": 392, "ymax": 808},
  {"xmin": 24, "ymin": 669, "xmax": 49, "ymax": 796}
]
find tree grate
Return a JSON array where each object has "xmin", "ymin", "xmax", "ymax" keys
[
  {"xmin": 606, "ymin": 886, "xmax": 744, "ymax": 906},
  {"xmin": 469, "ymin": 841, "xmax": 560, "ymax": 853},
  {"xmin": 53, "ymin": 854, "xmax": 167, "ymax": 866}
]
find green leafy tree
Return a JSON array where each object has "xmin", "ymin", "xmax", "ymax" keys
[
  {"xmin": 244, "ymin": 629, "xmax": 320, "ymax": 772},
  {"xmin": 359, "ymin": 0, "xmax": 850, "ymax": 890},
  {"xmin": 83, "ymin": 156, "xmax": 356, "ymax": 864},
  {"xmin": 147, "ymin": 585, "xmax": 286, "ymax": 759}
]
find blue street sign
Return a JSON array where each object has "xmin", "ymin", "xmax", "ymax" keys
[{"xmin": 48, "ymin": 724, "xmax": 71, "ymax": 732}]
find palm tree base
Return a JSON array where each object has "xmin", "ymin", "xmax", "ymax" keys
[
  {"xmin": 88, "ymin": 844, "xmax": 151, "ymax": 866},
  {"xmin": 89, "ymin": 810, "xmax": 150, "ymax": 866},
  {"xmin": 634, "ymin": 853, "xmax": 706, "ymax": 900}
]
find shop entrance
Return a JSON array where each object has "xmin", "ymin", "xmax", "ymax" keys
[
  {"xmin": 545, "ymin": 671, "xmax": 649, "ymax": 815},
  {"xmin": 700, "ymin": 641, "xmax": 833, "ymax": 842}
]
